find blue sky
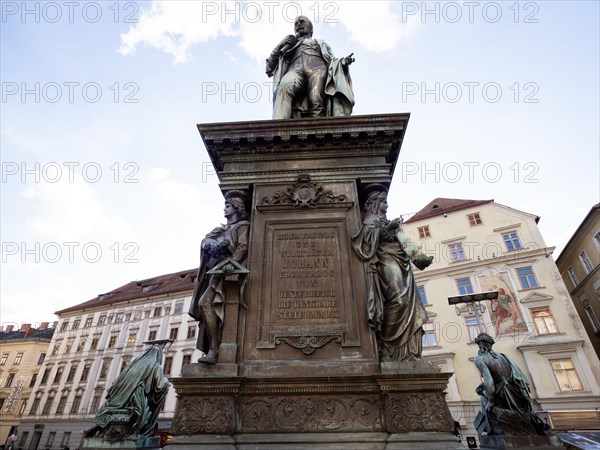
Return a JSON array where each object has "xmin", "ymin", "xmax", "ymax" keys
[{"xmin": 1, "ymin": 1, "xmax": 598, "ymax": 327}]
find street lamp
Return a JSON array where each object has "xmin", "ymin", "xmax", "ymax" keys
[{"xmin": 448, "ymin": 291, "xmax": 499, "ymax": 336}]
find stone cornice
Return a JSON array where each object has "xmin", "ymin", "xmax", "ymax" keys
[
  {"xmin": 198, "ymin": 113, "xmax": 410, "ymax": 186},
  {"xmin": 414, "ymin": 247, "xmax": 555, "ymax": 280}
]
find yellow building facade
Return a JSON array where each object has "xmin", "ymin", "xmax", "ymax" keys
[{"xmin": 0, "ymin": 325, "xmax": 54, "ymax": 445}]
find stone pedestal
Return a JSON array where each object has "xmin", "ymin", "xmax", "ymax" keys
[
  {"xmin": 168, "ymin": 114, "xmax": 465, "ymax": 449},
  {"xmin": 83, "ymin": 436, "xmax": 160, "ymax": 450}
]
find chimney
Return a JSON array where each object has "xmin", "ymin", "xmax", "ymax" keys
[
  {"xmin": 39, "ymin": 322, "xmax": 49, "ymax": 330},
  {"xmin": 5, "ymin": 325, "xmax": 14, "ymax": 332},
  {"xmin": 20, "ymin": 323, "xmax": 32, "ymax": 332}
]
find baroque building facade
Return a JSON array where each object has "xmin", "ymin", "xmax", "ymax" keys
[
  {"xmin": 555, "ymin": 204, "xmax": 600, "ymax": 358},
  {"xmin": 0, "ymin": 324, "xmax": 54, "ymax": 445},
  {"xmin": 402, "ymin": 198, "xmax": 600, "ymax": 439},
  {"xmin": 16, "ymin": 269, "xmax": 200, "ymax": 450}
]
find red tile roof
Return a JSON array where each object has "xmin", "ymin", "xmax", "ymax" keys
[
  {"xmin": 55, "ymin": 268, "xmax": 197, "ymax": 315},
  {"xmin": 404, "ymin": 198, "xmax": 494, "ymax": 223}
]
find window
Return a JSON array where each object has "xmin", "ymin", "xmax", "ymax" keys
[
  {"xmin": 120, "ymin": 356, "xmax": 131, "ymax": 373},
  {"xmin": 52, "ymin": 340, "xmax": 62, "ymax": 355},
  {"xmin": 89, "ymin": 392, "xmax": 102, "ymax": 414},
  {"xmin": 65, "ymin": 339, "xmax": 74, "ymax": 353},
  {"xmin": 77, "ymin": 337, "xmax": 86, "ymax": 352},
  {"xmin": 467, "ymin": 213, "xmax": 482, "ymax": 226},
  {"xmin": 182, "ymin": 354, "xmax": 192, "ymax": 371},
  {"xmin": 422, "ymin": 323, "xmax": 437, "ymax": 348},
  {"xmin": 45, "ymin": 432, "xmax": 56, "ymax": 447},
  {"xmin": 80, "ymin": 363, "xmax": 91, "ymax": 382},
  {"xmin": 153, "ymin": 307, "xmax": 162, "ymax": 317},
  {"xmin": 99, "ymin": 359, "xmax": 111, "ymax": 379},
  {"xmin": 29, "ymin": 397, "xmax": 41, "ymax": 415},
  {"xmin": 17, "ymin": 432, "xmax": 28, "ymax": 447},
  {"xmin": 148, "ymin": 329, "xmax": 157, "ymax": 341},
  {"xmin": 134, "ymin": 309, "xmax": 142, "ymax": 320},
  {"xmin": 567, "ymin": 266, "xmax": 580, "ymax": 287},
  {"xmin": 144, "ymin": 309, "xmax": 151, "ymax": 318},
  {"xmin": 40, "ymin": 368, "xmax": 50, "ymax": 384},
  {"xmin": 164, "ymin": 356, "xmax": 173, "ymax": 375},
  {"xmin": 169, "ymin": 327, "xmax": 179, "ymax": 341},
  {"xmin": 37, "ymin": 352, "xmax": 46, "ymax": 365},
  {"xmin": 531, "ymin": 308, "xmax": 559, "ymax": 335},
  {"xmin": 466, "ymin": 317, "xmax": 480, "ymax": 342},
  {"xmin": 90, "ymin": 393, "xmax": 102, "ymax": 413},
  {"xmin": 18, "ymin": 399, "xmax": 27, "ymax": 415},
  {"xmin": 516, "ymin": 266, "xmax": 539, "ymax": 289},
  {"xmin": 502, "ymin": 232, "xmax": 522, "ymax": 252},
  {"xmin": 53, "ymin": 366, "xmax": 64, "ymax": 384},
  {"xmin": 108, "ymin": 334, "xmax": 118, "ymax": 348},
  {"xmin": 124, "ymin": 313, "xmax": 132, "ymax": 322},
  {"xmin": 70, "ymin": 395, "xmax": 82, "ymax": 414},
  {"xmin": 66, "ymin": 363, "xmax": 78, "ymax": 383},
  {"xmin": 56, "ymin": 395, "xmax": 68, "ymax": 414},
  {"xmin": 0, "ymin": 398, "xmax": 4, "ymax": 410},
  {"xmin": 90, "ymin": 336, "xmax": 99, "ymax": 350},
  {"xmin": 174, "ymin": 302, "xmax": 184, "ymax": 314},
  {"xmin": 593, "ymin": 230, "xmax": 600, "ymax": 251},
  {"xmin": 29, "ymin": 373, "xmax": 38, "ymax": 388},
  {"xmin": 61, "ymin": 432, "xmax": 71, "ymax": 448},
  {"xmin": 71, "ymin": 319, "xmax": 80, "ymax": 330},
  {"xmin": 418, "ymin": 226, "xmax": 431, "ymax": 238},
  {"xmin": 60, "ymin": 321, "xmax": 69, "ymax": 332},
  {"xmin": 84, "ymin": 317, "xmax": 93, "ymax": 327},
  {"xmin": 0, "ymin": 354, "xmax": 7, "ymax": 365},
  {"xmin": 42, "ymin": 395, "xmax": 55, "ymax": 415},
  {"xmin": 127, "ymin": 332, "xmax": 137, "ymax": 346},
  {"xmin": 417, "ymin": 286, "xmax": 428, "ymax": 305},
  {"xmin": 456, "ymin": 278, "xmax": 474, "ymax": 295},
  {"xmin": 579, "ymin": 251, "xmax": 594, "ymax": 274},
  {"xmin": 449, "ymin": 243, "xmax": 466, "ymax": 262},
  {"xmin": 14, "ymin": 352, "xmax": 23, "ymax": 365},
  {"xmin": 584, "ymin": 305, "xmax": 600, "ymax": 333},
  {"xmin": 4, "ymin": 373, "xmax": 15, "ymax": 388},
  {"xmin": 164, "ymin": 306, "xmax": 171, "ymax": 315},
  {"xmin": 550, "ymin": 358, "xmax": 583, "ymax": 391},
  {"xmin": 187, "ymin": 325, "xmax": 196, "ymax": 340},
  {"xmin": 98, "ymin": 315, "xmax": 106, "ymax": 325},
  {"xmin": 115, "ymin": 313, "xmax": 124, "ymax": 323}
]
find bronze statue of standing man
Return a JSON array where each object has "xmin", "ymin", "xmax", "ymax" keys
[
  {"xmin": 266, "ymin": 16, "xmax": 355, "ymax": 119},
  {"xmin": 188, "ymin": 192, "xmax": 250, "ymax": 364}
]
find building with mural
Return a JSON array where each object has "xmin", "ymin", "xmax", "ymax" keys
[{"xmin": 402, "ymin": 198, "xmax": 600, "ymax": 440}]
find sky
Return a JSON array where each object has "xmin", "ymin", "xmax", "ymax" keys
[{"xmin": 1, "ymin": 1, "xmax": 598, "ymax": 328}]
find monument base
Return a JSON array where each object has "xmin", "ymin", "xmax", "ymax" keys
[
  {"xmin": 168, "ymin": 432, "xmax": 463, "ymax": 450},
  {"xmin": 83, "ymin": 436, "xmax": 160, "ymax": 450},
  {"xmin": 478, "ymin": 435, "xmax": 564, "ymax": 449},
  {"xmin": 168, "ymin": 369, "xmax": 466, "ymax": 450}
]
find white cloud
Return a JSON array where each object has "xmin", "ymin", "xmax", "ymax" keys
[
  {"xmin": 19, "ymin": 175, "xmax": 130, "ymax": 241},
  {"xmin": 118, "ymin": 1, "xmax": 238, "ymax": 63},
  {"xmin": 118, "ymin": 1, "xmax": 420, "ymax": 63},
  {"xmin": 333, "ymin": 2, "xmax": 421, "ymax": 53}
]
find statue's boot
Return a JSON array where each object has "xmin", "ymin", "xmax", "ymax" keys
[{"xmin": 197, "ymin": 348, "xmax": 218, "ymax": 365}]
